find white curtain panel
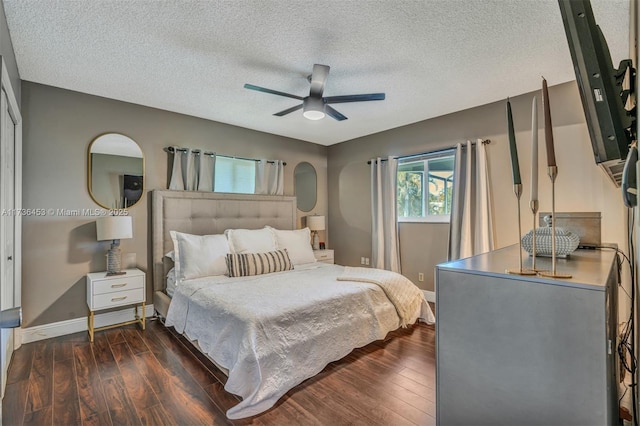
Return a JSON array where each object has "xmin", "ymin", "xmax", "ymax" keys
[
  {"xmin": 168, "ymin": 146, "xmax": 185, "ymax": 190},
  {"xmin": 474, "ymin": 139, "xmax": 493, "ymax": 254},
  {"xmin": 183, "ymin": 148, "xmax": 197, "ymax": 191},
  {"xmin": 168, "ymin": 148, "xmax": 216, "ymax": 191},
  {"xmin": 370, "ymin": 156, "xmax": 401, "ymax": 273},
  {"xmin": 255, "ymin": 160, "xmax": 284, "ymax": 195},
  {"xmin": 198, "ymin": 153, "xmax": 216, "ymax": 192},
  {"xmin": 448, "ymin": 139, "xmax": 494, "ymax": 260}
]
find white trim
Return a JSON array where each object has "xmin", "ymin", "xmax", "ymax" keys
[
  {"xmin": 0, "ymin": 61, "xmax": 21, "ymax": 125},
  {"xmin": 0, "ymin": 57, "xmax": 21, "ymax": 403},
  {"xmin": 7, "ymin": 61, "xmax": 22, "ymax": 349},
  {"xmin": 20, "ymin": 304, "xmax": 155, "ymax": 344},
  {"xmin": 398, "ymin": 215, "xmax": 450, "ymax": 224},
  {"xmin": 423, "ymin": 290, "xmax": 435, "ymax": 303},
  {"xmin": 12, "ymin": 328, "xmax": 20, "ymax": 350}
]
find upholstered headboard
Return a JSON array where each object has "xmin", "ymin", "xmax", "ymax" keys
[{"xmin": 151, "ymin": 190, "xmax": 297, "ymax": 317}]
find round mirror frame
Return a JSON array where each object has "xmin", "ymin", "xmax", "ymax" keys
[
  {"xmin": 294, "ymin": 162, "xmax": 317, "ymax": 212},
  {"xmin": 87, "ymin": 133, "xmax": 145, "ymax": 209}
]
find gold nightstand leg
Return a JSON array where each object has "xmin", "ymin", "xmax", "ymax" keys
[
  {"xmin": 134, "ymin": 303, "xmax": 146, "ymax": 331},
  {"xmin": 141, "ymin": 302, "xmax": 146, "ymax": 330},
  {"xmin": 88, "ymin": 310, "xmax": 94, "ymax": 343}
]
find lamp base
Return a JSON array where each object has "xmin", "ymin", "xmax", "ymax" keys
[
  {"xmin": 312, "ymin": 231, "xmax": 320, "ymax": 250},
  {"xmin": 106, "ymin": 241, "xmax": 124, "ymax": 276}
]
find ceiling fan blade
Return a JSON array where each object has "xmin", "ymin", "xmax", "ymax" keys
[
  {"xmin": 273, "ymin": 104, "xmax": 303, "ymax": 117},
  {"xmin": 309, "ymin": 64, "xmax": 330, "ymax": 98},
  {"xmin": 325, "ymin": 105, "xmax": 348, "ymax": 121},
  {"xmin": 324, "ymin": 93, "xmax": 386, "ymax": 104},
  {"xmin": 244, "ymin": 84, "xmax": 304, "ymax": 100}
]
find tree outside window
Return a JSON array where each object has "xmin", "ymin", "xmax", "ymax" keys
[{"xmin": 397, "ymin": 153, "xmax": 455, "ymax": 223}]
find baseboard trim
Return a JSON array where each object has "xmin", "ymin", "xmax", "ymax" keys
[
  {"xmin": 20, "ymin": 304, "xmax": 155, "ymax": 344},
  {"xmin": 423, "ymin": 290, "xmax": 435, "ymax": 303}
]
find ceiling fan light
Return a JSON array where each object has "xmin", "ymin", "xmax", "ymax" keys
[
  {"xmin": 303, "ymin": 110, "xmax": 325, "ymax": 120},
  {"xmin": 303, "ymin": 97, "xmax": 325, "ymax": 120}
]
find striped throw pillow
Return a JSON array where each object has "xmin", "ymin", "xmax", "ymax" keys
[{"xmin": 226, "ymin": 249, "xmax": 293, "ymax": 277}]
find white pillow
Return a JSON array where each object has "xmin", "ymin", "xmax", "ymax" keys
[
  {"xmin": 169, "ymin": 231, "xmax": 229, "ymax": 281},
  {"xmin": 225, "ymin": 228, "xmax": 277, "ymax": 254},
  {"xmin": 267, "ymin": 227, "xmax": 317, "ymax": 266}
]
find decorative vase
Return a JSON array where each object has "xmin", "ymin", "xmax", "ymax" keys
[{"xmin": 522, "ymin": 215, "xmax": 580, "ymax": 258}]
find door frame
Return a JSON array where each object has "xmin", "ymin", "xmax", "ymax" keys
[{"xmin": 0, "ymin": 55, "xmax": 22, "ymax": 398}]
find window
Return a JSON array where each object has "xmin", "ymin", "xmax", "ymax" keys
[
  {"xmin": 214, "ymin": 157, "xmax": 255, "ymax": 194},
  {"xmin": 397, "ymin": 152, "xmax": 455, "ymax": 223}
]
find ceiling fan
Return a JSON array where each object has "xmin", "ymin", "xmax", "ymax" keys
[{"xmin": 244, "ymin": 64, "xmax": 385, "ymax": 121}]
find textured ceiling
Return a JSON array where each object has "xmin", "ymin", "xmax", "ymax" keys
[{"xmin": 3, "ymin": 0, "xmax": 631, "ymax": 146}]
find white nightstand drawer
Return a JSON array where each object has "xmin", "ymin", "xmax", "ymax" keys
[
  {"xmin": 92, "ymin": 287, "xmax": 144, "ymax": 310},
  {"xmin": 91, "ymin": 275, "xmax": 145, "ymax": 296},
  {"xmin": 314, "ymin": 249, "xmax": 334, "ymax": 264}
]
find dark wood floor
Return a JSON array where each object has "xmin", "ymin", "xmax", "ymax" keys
[{"xmin": 3, "ymin": 316, "xmax": 436, "ymax": 425}]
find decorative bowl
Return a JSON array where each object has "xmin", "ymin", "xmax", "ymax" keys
[{"xmin": 521, "ymin": 226, "xmax": 580, "ymax": 257}]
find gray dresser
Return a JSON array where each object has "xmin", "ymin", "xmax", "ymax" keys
[{"xmin": 435, "ymin": 245, "xmax": 619, "ymax": 425}]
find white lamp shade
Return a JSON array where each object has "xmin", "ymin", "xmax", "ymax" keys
[
  {"xmin": 307, "ymin": 215, "xmax": 325, "ymax": 231},
  {"xmin": 96, "ymin": 216, "xmax": 133, "ymax": 241}
]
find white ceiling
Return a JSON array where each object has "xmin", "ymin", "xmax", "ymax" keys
[{"xmin": 3, "ymin": 0, "xmax": 631, "ymax": 146}]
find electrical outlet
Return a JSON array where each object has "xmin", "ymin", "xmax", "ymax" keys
[
  {"xmin": 418, "ymin": 272, "xmax": 424, "ymax": 282},
  {"xmin": 365, "ymin": 258, "xmax": 370, "ymax": 266},
  {"xmin": 361, "ymin": 257, "xmax": 365, "ymax": 265}
]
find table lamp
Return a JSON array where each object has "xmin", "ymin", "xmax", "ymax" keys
[
  {"xmin": 96, "ymin": 216, "xmax": 133, "ymax": 276},
  {"xmin": 307, "ymin": 215, "xmax": 325, "ymax": 250}
]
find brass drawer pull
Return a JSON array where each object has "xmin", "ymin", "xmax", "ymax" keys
[
  {"xmin": 111, "ymin": 283, "xmax": 127, "ymax": 288},
  {"xmin": 111, "ymin": 296, "xmax": 127, "ymax": 302}
]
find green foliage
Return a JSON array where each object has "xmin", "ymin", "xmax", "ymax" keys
[
  {"xmin": 396, "ymin": 156, "xmax": 454, "ymax": 218},
  {"xmin": 397, "ymin": 171, "xmax": 453, "ymax": 217},
  {"xmin": 397, "ymin": 171, "xmax": 423, "ymax": 217}
]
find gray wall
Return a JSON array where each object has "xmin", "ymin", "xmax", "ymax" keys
[
  {"xmin": 21, "ymin": 82, "xmax": 327, "ymax": 327},
  {"xmin": 17, "ymin": 80, "xmax": 632, "ymax": 324},
  {"xmin": 0, "ymin": 2, "xmax": 19, "ymax": 106},
  {"xmin": 328, "ymin": 81, "xmax": 628, "ymax": 292}
]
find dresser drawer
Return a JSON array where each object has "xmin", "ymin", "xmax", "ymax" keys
[
  {"xmin": 91, "ymin": 287, "xmax": 144, "ymax": 310},
  {"xmin": 91, "ymin": 275, "xmax": 144, "ymax": 296}
]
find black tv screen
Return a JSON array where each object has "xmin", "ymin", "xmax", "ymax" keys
[
  {"xmin": 558, "ymin": 0, "xmax": 635, "ymax": 185},
  {"xmin": 123, "ymin": 174, "xmax": 143, "ymax": 208}
]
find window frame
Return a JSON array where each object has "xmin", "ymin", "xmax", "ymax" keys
[{"xmin": 397, "ymin": 150, "xmax": 455, "ymax": 224}]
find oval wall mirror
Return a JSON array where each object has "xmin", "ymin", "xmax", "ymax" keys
[
  {"xmin": 88, "ymin": 133, "xmax": 144, "ymax": 209},
  {"xmin": 294, "ymin": 162, "xmax": 317, "ymax": 212}
]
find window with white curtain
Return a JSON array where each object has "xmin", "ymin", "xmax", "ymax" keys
[
  {"xmin": 214, "ymin": 157, "xmax": 255, "ymax": 194},
  {"xmin": 397, "ymin": 151, "xmax": 455, "ymax": 223}
]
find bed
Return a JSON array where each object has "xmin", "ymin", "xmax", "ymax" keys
[{"xmin": 151, "ymin": 190, "xmax": 435, "ymax": 419}]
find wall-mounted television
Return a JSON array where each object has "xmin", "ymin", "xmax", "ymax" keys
[{"xmin": 558, "ymin": 0, "xmax": 636, "ymax": 186}]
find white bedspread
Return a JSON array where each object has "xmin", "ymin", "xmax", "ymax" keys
[
  {"xmin": 338, "ymin": 266, "xmax": 430, "ymax": 327},
  {"xmin": 165, "ymin": 263, "xmax": 435, "ymax": 419}
]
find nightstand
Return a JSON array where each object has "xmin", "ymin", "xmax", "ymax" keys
[
  {"xmin": 86, "ymin": 268, "xmax": 146, "ymax": 342},
  {"xmin": 313, "ymin": 249, "xmax": 334, "ymax": 264}
]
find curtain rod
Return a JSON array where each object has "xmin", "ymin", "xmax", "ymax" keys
[
  {"xmin": 367, "ymin": 139, "xmax": 491, "ymax": 164},
  {"xmin": 165, "ymin": 146, "xmax": 286, "ymax": 166}
]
